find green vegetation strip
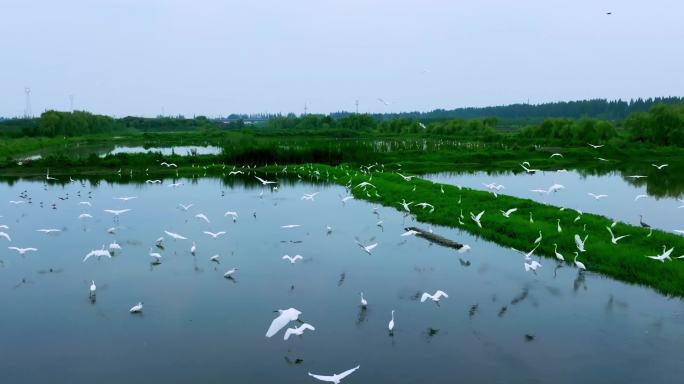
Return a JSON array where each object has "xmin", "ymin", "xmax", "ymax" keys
[{"xmin": 292, "ymin": 164, "xmax": 684, "ymax": 297}]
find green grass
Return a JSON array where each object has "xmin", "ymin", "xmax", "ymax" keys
[{"xmin": 277, "ymin": 164, "xmax": 684, "ymax": 297}]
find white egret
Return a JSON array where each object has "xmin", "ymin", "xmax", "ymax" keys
[
  {"xmin": 282, "ymin": 255, "xmax": 303, "ymax": 264},
  {"xmin": 78, "ymin": 201, "xmax": 92, "ymax": 207},
  {"xmin": 266, "ymin": 308, "xmax": 302, "ymax": 337},
  {"xmin": 179, "ymin": 203, "xmax": 194, "ymax": 211},
  {"xmin": 401, "ymin": 229, "xmax": 419, "ymax": 237},
  {"xmin": 588, "ymin": 143, "xmax": 604, "ymax": 149},
  {"xmin": 308, "ymin": 366, "xmax": 360, "ymax": 384},
  {"xmin": 301, "ymin": 192, "xmax": 319, "ymax": 201},
  {"xmin": 210, "ymin": 254, "xmax": 220, "ymax": 262},
  {"xmin": 164, "ymin": 230, "xmax": 188, "ymax": 240},
  {"xmin": 470, "ymin": 211, "xmax": 485, "ymax": 228},
  {"xmin": 129, "ymin": 302, "xmax": 143, "ymax": 313},
  {"xmin": 534, "ymin": 230, "xmax": 543, "ymax": 245},
  {"xmin": 606, "ymin": 227, "xmax": 629, "ymax": 244},
  {"xmin": 399, "ymin": 199, "xmax": 413, "ymax": 213},
  {"xmin": 108, "ymin": 241, "xmax": 121, "ymax": 251},
  {"xmin": 420, "ymin": 290, "xmax": 449, "ymax": 303},
  {"xmin": 396, "ymin": 173, "xmax": 416, "ymax": 181},
  {"xmin": 575, "ymin": 234, "xmax": 588, "ymax": 252},
  {"xmin": 573, "ymin": 252, "xmax": 586, "ymax": 270},
  {"xmin": 36, "ymin": 228, "xmax": 61, "ymax": 234},
  {"xmin": 104, "ymin": 209, "xmax": 131, "ymax": 216},
  {"xmin": 89, "ymin": 280, "xmax": 96, "ymax": 296},
  {"xmin": 223, "ymin": 267, "xmax": 238, "ymax": 278},
  {"xmin": 646, "ymin": 246, "xmax": 674, "ymax": 262},
  {"xmin": 255, "ymin": 176, "xmax": 277, "ymax": 185},
  {"xmin": 652, "ymin": 163, "xmax": 668, "ymax": 170},
  {"xmin": 388, "ymin": 310, "xmax": 395, "ymax": 333},
  {"xmin": 415, "ymin": 202, "xmax": 435, "ymax": 212},
  {"xmin": 524, "ymin": 260, "xmax": 542, "ymax": 272},
  {"xmin": 149, "ymin": 248, "xmax": 162, "ymax": 263},
  {"xmin": 83, "ymin": 246, "xmax": 112, "ymax": 262},
  {"xmin": 354, "ymin": 181, "xmax": 375, "ymax": 189},
  {"xmin": 458, "ymin": 244, "xmax": 471, "ymax": 253},
  {"xmin": 501, "ymin": 208, "xmax": 517, "ymax": 218},
  {"xmin": 190, "ymin": 241, "xmax": 196, "ymax": 255},
  {"xmin": 360, "ymin": 292, "xmax": 368, "ymax": 308},
  {"xmin": 8, "ymin": 247, "xmax": 38, "ymax": 255},
  {"xmin": 114, "ymin": 196, "xmax": 137, "ymax": 201},
  {"xmin": 204, "ymin": 231, "xmax": 226, "ymax": 239},
  {"xmin": 195, "ymin": 213, "xmax": 210, "ymax": 223},
  {"xmin": 553, "ymin": 243, "xmax": 564, "ymax": 261},
  {"xmin": 283, "ymin": 323, "xmax": 315, "ymax": 340},
  {"xmin": 79, "ymin": 213, "xmax": 93, "ymax": 219},
  {"xmin": 550, "ymin": 153, "xmax": 563, "ymax": 158},
  {"xmin": 355, "ymin": 240, "xmax": 378, "ymax": 255},
  {"xmin": 634, "ymin": 194, "xmax": 648, "ymax": 202},
  {"xmin": 281, "ymin": 224, "xmax": 301, "ymax": 229},
  {"xmin": 588, "ymin": 193, "xmax": 608, "ymax": 200},
  {"xmin": 224, "ymin": 211, "xmax": 239, "ymax": 220},
  {"xmin": 557, "ymin": 219, "xmax": 562, "ymax": 233}
]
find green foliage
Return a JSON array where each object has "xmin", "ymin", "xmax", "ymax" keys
[
  {"xmin": 625, "ymin": 103, "xmax": 684, "ymax": 146},
  {"xmin": 519, "ymin": 118, "xmax": 618, "ymax": 144},
  {"xmin": 20, "ymin": 111, "xmax": 124, "ymax": 137}
]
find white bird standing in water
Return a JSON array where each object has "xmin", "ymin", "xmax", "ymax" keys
[
  {"xmin": 129, "ymin": 302, "xmax": 143, "ymax": 313},
  {"xmin": 553, "ymin": 243, "xmax": 564, "ymax": 261},
  {"xmin": 420, "ymin": 290, "xmax": 449, "ymax": 303},
  {"xmin": 388, "ymin": 310, "xmax": 395, "ymax": 334},
  {"xmin": 223, "ymin": 267, "xmax": 238, "ymax": 278},
  {"xmin": 308, "ymin": 366, "xmax": 360, "ymax": 384},
  {"xmin": 89, "ymin": 280, "xmax": 96, "ymax": 296},
  {"xmin": 360, "ymin": 292, "xmax": 368, "ymax": 308},
  {"xmin": 557, "ymin": 219, "xmax": 562, "ymax": 233},
  {"xmin": 190, "ymin": 241, "xmax": 196, "ymax": 255},
  {"xmin": 573, "ymin": 252, "xmax": 587, "ymax": 271},
  {"xmin": 283, "ymin": 323, "xmax": 316, "ymax": 340}
]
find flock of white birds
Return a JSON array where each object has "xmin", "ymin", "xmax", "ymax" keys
[{"xmin": 2, "ymin": 155, "xmax": 683, "ymax": 382}]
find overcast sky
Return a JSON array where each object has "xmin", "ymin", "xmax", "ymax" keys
[{"xmin": 1, "ymin": 0, "xmax": 682, "ymax": 117}]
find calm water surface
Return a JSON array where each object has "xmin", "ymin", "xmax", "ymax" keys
[
  {"xmin": 425, "ymin": 170, "xmax": 684, "ymax": 233},
  {"xmin": 0, "ymin": 176, "xmax": 682, "ymax": 384}
]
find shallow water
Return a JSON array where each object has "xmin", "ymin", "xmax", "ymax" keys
[
  {"xmin": 0, "ymin": 177, "xmax": 683, "ymax": 384},
  {"xmin": 16, "ymin": 144, "xmax": 222, "ymax": 160},
  {"xmin": 424, "ymin": 170, "xmax": 684, "ymax": 233}
]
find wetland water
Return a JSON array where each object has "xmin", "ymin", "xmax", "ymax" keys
[
  {"xmin": 0, "ymin": 176, "xmax": 683, "ymax": 384},
  {"xmin": 425, "ymin": 170, "xmax": 684, "ymax": 233}
]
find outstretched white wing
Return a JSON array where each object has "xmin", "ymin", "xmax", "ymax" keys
[
  {"xmin": 336, "ymin": 365, "xmax": 361, "ymax": 381},
  {"xmin": 434, "ymin": 290, "xmax": 448, "ymax": 300},
  {"xmin": 266, "ymin": 313, "xmax": 291, "ymax": 338}
]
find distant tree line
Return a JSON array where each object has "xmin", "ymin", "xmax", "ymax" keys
[
  {"xmin": 331, "ymin": 97, "xmax": 684, "ymax": 122},
  {"xmin": 18, "ymin": 111, "xmax": 124, "ymax": 137}
]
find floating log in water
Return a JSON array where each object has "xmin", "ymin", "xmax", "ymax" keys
[{"xmin": 405, "ymin": 226, "xmax": 464, "ymax": 250}]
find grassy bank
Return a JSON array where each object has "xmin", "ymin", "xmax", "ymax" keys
[{"xmin": 280, "ymin": 164, "xmax": 684, "ymax": 297}]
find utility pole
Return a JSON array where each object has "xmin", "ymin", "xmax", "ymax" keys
[
  {"xmin": 355, "ymin": 99, "xmax": 359, "ymax": 114},
  {"xmin": 303, "ymin": 103, "xmax": 308, "ymax": 116},
  {"xmin": 24, "ymin": 87, "xmax": 32, "ymax": 118}
]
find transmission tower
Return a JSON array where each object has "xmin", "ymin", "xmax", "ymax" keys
[
  {"xmin": 355, "ymin": 99, "xmax": 359, "ymax": 114},
  {"xmin": 24, "ymin": 87, "xmax": 32, "ymax": 118}
]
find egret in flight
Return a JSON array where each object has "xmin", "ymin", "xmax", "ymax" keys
[
  {"xmin": 646, "ymin": 246, "xmax": 674, "ymax": 262},
  {"xmin": 420, "ymin": 290, "xmax": 449, "ymax": 303},
  {"xmin": 164, "ymin": 230, "xmax": 188, "ymax": 240},
  {"xmin": 104, "ymin": 209, "xmax": 131, "ymax": 216},
  {"xmin": 8, "ymin": 247, "xmax": 38, "ymax": 255},
  {"xmin": 283, "ymin": 323, "xmax": 315, "ymax": 340},
  {"xmin": 606, "ymin": 227, "xmax": 629, "ymax": 244},
  {"xmin": 652, "ymin": 163, "xmax": 669, "ymax": 170},
  {"xmin": 501, "ymin": 208, "xmax": 517, "ymax": 218},
  {"xmin": 575, "ymin": 234, "xmax": 588, "ymax": 252},
  {"xmin": 282, "ymin": 255, "xmax": 303, "ymax": 264},
  {"xmin": 266, "ymin": 308, "xmax": 302, "ymax": 337},
  {"xmin": 470, "ymin": 211, "xmax": 484, "ymax": 228},
  {"xmin": 83, "ymin": 246, "xmax": 112, "ymax": 262},
  {"xmin": 204, "ymin": 231, "xmax": 226, "ymax": 239},
  {"xmin": 308, "ymin": 366, "xmax": 360, "ymax": 384},
  {"xmin": 255, "ymin": 176, "xmax": 277, "ymax": 185}
]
